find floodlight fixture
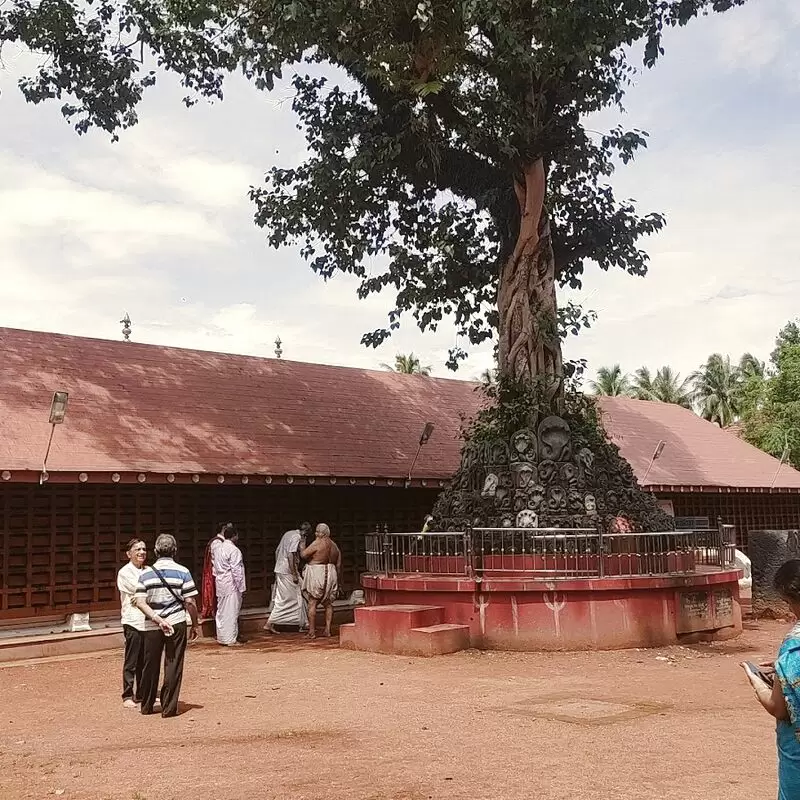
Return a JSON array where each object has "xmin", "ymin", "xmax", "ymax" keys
[{"xmin": 49, "ymin": 391, "xmax": 69, "ymax": 424}]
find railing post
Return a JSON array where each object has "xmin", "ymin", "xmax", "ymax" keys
[
  {"xmin": 464, "ymin": 528, "xmax": 474, "ymax": 580},
  {"xmin": 382, "ymin": 526, "xmax": 391, "ymax": 577},
  {"xmin": 598, "ymin": 528, "xmax": 605, "ymax": 578}
]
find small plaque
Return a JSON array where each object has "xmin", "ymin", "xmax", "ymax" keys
[
  {"xmin": 676, "ymin": 591, "xmax": 712, "ymax": 634},
  {"xmin": 676, "ymin": 587, "xmax": 736, "ymax": 634},
  {"xmin": 713, "ymin": 588, "xmax": 734, "ymax": 627}
]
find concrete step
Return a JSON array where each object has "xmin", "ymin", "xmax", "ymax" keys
[
  {"xmin": 353, "ymin": 604, "xmax": 444, "ymax": 632},
  {"xmin": 339, "ymin": 608, "xmax": 469, "ymax": 657},
  {"xmin": 407, "ymin": 623, "xmax": 471, "ymax": 657},
  {"xmin": 350, "ymin": 605, "xmax": 445, "ymax": 652},
  {"xmin": 338, "ymin": 622, "xmax": 359, "ymax": 651}
]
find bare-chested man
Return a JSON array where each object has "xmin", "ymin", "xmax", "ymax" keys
[{"xmin": 300, "ymin": 523, "xmax": 342, "ymax": 638}]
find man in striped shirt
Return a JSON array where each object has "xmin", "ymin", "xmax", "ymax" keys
[{"xmin": 133, "ymin": 534, "xmax": 200, "ymax": 717}]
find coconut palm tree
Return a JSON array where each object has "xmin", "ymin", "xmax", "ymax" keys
[
  {"xmin": 738, "ymin": 352, "xmax": 767, "ymax": 417},
  {"xmin": 632, "ymin": 365, "xmax": 693, "ymax": 408},
  {"xmin": 588, "ymin": 364, "xmax": 632, "ymax": 397},
  {"xmin": 740, "ymin": 352, "xmax": 765, "ymax": 381},
  {"xmin": 380, "ymin": 353, "xmax": 432, "ymax": 376},
  {"xmin": 691, "ymin": 353, "xmax": 742, "ymax": 427}
]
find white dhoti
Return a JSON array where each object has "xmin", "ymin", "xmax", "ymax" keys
[
  {"xmin": 266, "ymin": 574, "xmax": 308, "ymax": 628},
  {"xmin": 215, "ymin": 591, "xmax": 243, "ymax": 645},
  {"xmin": 301, "ymin": 564, "xmax": 338, "ymax": 604}
]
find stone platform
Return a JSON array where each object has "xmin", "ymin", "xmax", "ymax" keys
[{"xmin": 355, "ymin": 569, "xmax": 743, "ymax": 652}]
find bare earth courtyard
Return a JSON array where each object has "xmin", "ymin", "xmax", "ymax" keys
[{"xmin": 0, "ymin": 622, "xmax": 783, "ymax": 800}]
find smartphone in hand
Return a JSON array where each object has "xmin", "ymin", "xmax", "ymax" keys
[{"xmin": 745, "ymin": 661, "xmax": 775, "ymax": 687}]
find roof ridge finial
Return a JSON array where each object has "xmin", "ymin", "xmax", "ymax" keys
[
  {"xmin": 274, "ymin": 336, "xmax": 283, "ymax": 359},
  {"xmin": 121, "ymin": 312, "xmax": 132, "ymax": 342}
]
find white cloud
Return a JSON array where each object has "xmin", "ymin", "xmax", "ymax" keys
[
  {"xmin": 712, "ymin": 3, "xmax": 789, "ymax": 73},
  {"xmin": 0, "ymin": 154, "xmax": 228, "ymax": 264}
]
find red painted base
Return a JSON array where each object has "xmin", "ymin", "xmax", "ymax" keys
[{"xmin": 357, "ymin": 570, "xmax": 742, "ymax": 651}]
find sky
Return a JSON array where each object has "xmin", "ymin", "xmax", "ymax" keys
[{"xmin": 1, "ymin": 0, "xmax": 798, "ymax": 384}]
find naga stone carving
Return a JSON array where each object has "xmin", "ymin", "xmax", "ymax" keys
[
  {"xmin": 486, "ymin": 440, "xmax": 510, "ymax": 466},
  {"xmin": 511, "ymin": 429, "xmax": 538, "ymax": 462},
  {"xmin": 538, "ymin": 459, "xmax": 556, "ymax": 485},
  {"xmin": 512, "ymin": 462, "xmax": 537, "ymax": 489},
  {"xmin": 481, "ymin": 473, "xmax": 499, "ymax": 497},
  {"xmin": 528, "ymin": 484, "xmax": 545, "ymax": 510},
  {"xmin": 538, "ymin": 416, "xmax": 572, "ymax": 462},
  {"xmin": 430, "ymin": 408, "xmax": 674, "ymax": 533},
  {"xmin": 516, "ymin": 509, "xmax": 539, "ymax": 528}
]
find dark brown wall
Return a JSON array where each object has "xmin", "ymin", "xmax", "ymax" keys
[
  {"xmin": 0, "ymin": 483, "xmax": 438, "ymax": 620},
  {"xmin": 659, "ymin": 491, "xmax": 800, "ymax": 551}
]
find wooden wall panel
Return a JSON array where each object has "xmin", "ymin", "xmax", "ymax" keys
[
  {"xmin": 0, "ymin": 483, "xmax": 438, "ymax": 620},
  {"xmin": 661, "ymin": 492, "xmax": 800, "ymax": 551}
]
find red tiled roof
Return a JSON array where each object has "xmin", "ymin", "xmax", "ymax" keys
[
  {"xmin": 0, "ymin": 327, "xmax": 478, "ymax": 481},
  {"xmin": 596, "ymin": 396, "xmax": 800, "ymax": 490},
  {"xmin": 1, "ymin": 327, "xmax": 799, "ymax": 490}
]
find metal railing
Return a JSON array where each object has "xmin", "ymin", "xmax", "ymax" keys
[
  {"xmin": 365, "ymin": 531, "xmax": 473, "ymax": 577},
  {"xmin": 365, "ymin": 524, "xmax": 737, "ymax": 580}
]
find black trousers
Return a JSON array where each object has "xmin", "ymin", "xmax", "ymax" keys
[
  {"xmin": 122, "ymin": 625, "xmax": 145, "ymax": 701},
  {"xmin": 140, "ymin": 622, "xmax": 187, "ymax": 718}
]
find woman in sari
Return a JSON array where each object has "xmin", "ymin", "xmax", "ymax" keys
[{"xmin": 742, "ymin": 558, "xmax": 800, "ymax": 799}]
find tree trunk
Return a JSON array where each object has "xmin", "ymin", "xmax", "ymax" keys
[{"xmin": 497, "ymin": 158, "xmax": 564, "ymax": 410}]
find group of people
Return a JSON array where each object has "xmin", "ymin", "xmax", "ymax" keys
[{"xmin": 115, "ymin": 521, "xmax": 342, "ymax": 717}]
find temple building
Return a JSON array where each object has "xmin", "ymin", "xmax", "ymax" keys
[{"xmin": 2, "ymin": 326, "xmax": 799, "ymax": 623}]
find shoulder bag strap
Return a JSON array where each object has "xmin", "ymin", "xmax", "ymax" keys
[{"xmin": 150, "ymin": 565, "xmax": 186, "ymax": 608}]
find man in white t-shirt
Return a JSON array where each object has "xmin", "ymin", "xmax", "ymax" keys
[
  {"xmin": 264, "ymin": 522, "xmax": 311, "ymax": 633},
  {"xmin": 117, "ymin": 539, "xmax": 147, "ymax": 708}
]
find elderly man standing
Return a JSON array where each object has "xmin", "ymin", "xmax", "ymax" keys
[
  {"xmin": 264, "ymin": 522, "xmax": 311, "ymax": 634},
  {"xmin": 301, "ymin": 523, "xmax": 342, "ymax": 639},
  {"xmin": 212, "ymin": 523, "xmax": 246, "ymax": 646},
  {"xmin": 133, "ymin": 534, "xmax": 199, "ymax": 718}
]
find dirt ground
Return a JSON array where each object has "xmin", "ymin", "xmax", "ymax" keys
[{"xmin": 0, "ymin": 620, "xmax": 787, "ymax": 800}]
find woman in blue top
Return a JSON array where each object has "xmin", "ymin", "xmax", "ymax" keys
[{"xmin": 742, "ymin": 559, "xmax": 800, "ymax": 799}]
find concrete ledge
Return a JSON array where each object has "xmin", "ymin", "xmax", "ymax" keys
[
  {"xmin": 0, "ymin": 628, "xmax": 124, "ymax": 663},
  {"xmin": 0, "ymin": 596, "xmax": 365, "ymax": 662}
]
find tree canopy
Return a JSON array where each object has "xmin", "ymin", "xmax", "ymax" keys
[
  {"xmin": 743, "ymin": 321, "xmax": 800, "ymax": 469},
  {"xmin": 2, "ymin": 0, "xmax": 746, "ymax": 372}
]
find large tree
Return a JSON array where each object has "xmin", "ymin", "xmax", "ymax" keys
[
  {"xmin": 2, "ymin": 0, "xmax": 745, "ymax": 410},
  {"xmin": 691, "ymin": 353, "xmax": 741, "ymax": 427}
]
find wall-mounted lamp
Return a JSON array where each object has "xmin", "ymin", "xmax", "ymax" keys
[
  {"xmin": 42, "ymin": 391, "xmax": 69, "ymax": 484},
  {"xmin": 642, "ymin": 440, "xmax": 666, "ymax": 484}
]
